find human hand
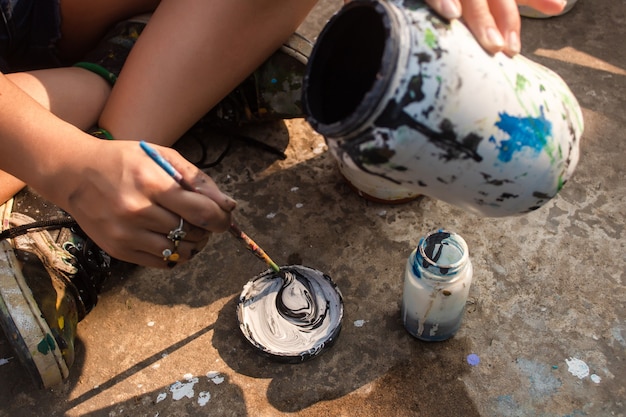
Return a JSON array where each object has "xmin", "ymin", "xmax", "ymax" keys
[
  {"xmin": 53, "ymin": 139, "xmax": 236, "ymax": 268},
  {"xmin": 425, "ymin": 0, "xmax": 566, "ymax": 55}
]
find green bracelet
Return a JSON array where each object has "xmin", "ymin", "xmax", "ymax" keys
[
  {"xmin": 73, "ymin": 62, "xmax": 117, "ymax": 86},
  {"xmin": 89, "ymin": 127, "xmax": 115, "ymax": 140}
]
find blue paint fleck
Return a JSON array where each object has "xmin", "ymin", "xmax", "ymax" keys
[
  {"xmin": 489, "ymin": 107, "xmax": 553, "ymax": 163},
  {"xmin": 467, "ymin": 353, "xmax": 480, "ymax": 366},
  {"xmin": 271, "ymin": 78, "xmax": 277, "ymax": 84}
]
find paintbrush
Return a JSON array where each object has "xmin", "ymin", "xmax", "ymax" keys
[{"xmin": 139, "ymin": 140, "xmax": 281, "ymax": 272}]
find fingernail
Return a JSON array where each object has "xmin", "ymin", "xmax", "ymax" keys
[
  {"xmin": 223, "ymin": 195, "xmax": 237, "ymax": 212},
  {"xmin": 439, "ymin": 0, "xmax": 461, "ymax": 19},
  {"xmin": 486, "ymin": 27, "xmax": 505, "ymax": 50},
  {"xmin": 507, "ymin": 31, "xmax": 521, "ymax": 55}
]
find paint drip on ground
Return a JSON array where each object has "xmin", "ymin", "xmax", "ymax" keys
[
  {"xmin": 169, "ymin": 376, "xmax": 199, "ymax": 401},
  {"xmin": 207, "ymin": 371, "xmax": 224, "ymax": 384},
  {"xmin": 565, "ymin": 357, "xmax": 589, "ymax": 379},
  {"xmin": 467, "ymin": 354, "xmax": 480, "ymax": 366},
  {"xmin": 237, "ymin": 265, "xmax": 343, "ymax": 362},
  {"xmin": 197, "ymin": 391, "xmax": 211, "ymax": 406}
]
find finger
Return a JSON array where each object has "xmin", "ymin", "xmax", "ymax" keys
[
  {"xmin": 156, "ymin": 188, "xmax": 233, "ymax": 233},
  {"xmin": 113, "ymin": 198, "xmax": 211, "ymax": 244},
  {"xmin": 159, "ymin": 146, "xmax": 237, "ymax": 213},
  {"xmin": 145, "ymin": 233, "xmax": 202, "ymax": 267},
  {"xmin": 518, "ymin": 0, "xmax": 566, "ymax": 15},
  {"xmin": 459, "ymin": 0, "xmax": 506, "ymax": 54},
  {"xmin": 158, "ymin": 216, "xmax": 211, "ymax": 243},
  {"xmin": 486, "ymin": 0, "xmax": 522, "ymax": 55},
  {"xmin": 102, "ymin": 226, "xmax": 202, "ymax": 268}
]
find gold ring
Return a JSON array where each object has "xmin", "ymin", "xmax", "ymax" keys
[{"xmin": 162, "ymin": 248, "xmax": 180, "ymax": 262}]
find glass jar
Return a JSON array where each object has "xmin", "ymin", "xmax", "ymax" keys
[{"xmin": 401, "ymin": 229, "xmax": 473, "ymax": 341}]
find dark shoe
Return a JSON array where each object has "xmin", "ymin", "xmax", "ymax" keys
[
  {"xmin": 201, "ymin": 32, "xmax": 313, "ymax": 127},
  {"xmin": 76, "ymin": 15, "xmax": 312, "ymax": 125},
  {"xmin": 0, "ymin": 188, "xmax": 110, "ymax": 388}
]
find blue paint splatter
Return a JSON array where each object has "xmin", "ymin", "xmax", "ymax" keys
[
  {"xmin": 489, "ymin": 107, "xmax": 553, "ymax": 163},
  {"xmin": 467, "ymin": 353, "xmax": 480, "ymax": 366}
]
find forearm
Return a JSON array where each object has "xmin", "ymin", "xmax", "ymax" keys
[{"xmin": 0, "ymin": 73, "xmax": 96, "ymax": 206}]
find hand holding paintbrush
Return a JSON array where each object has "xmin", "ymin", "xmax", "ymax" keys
[{"xmin": 140, "ymin": 141, "xmax": 281, "ymax": 272}]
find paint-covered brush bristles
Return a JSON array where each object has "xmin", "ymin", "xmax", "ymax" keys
[{"xmin": 229, "ymin": 223, "xmax": 280, "ymax": 273}]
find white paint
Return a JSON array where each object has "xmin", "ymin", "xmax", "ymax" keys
[
  {"xmin": 313, "ymin": 143, "xmax": 325, "ymax": 155},
  {"xmin": 377, "ymin": 210, "xmax": 387, "ymax": 217},
  {"xmin": 565, "ymin": 357, "xmax": 590, "ymax": 379},
  {"xmin": 207, "ymin": 371, "xmax": 224, "ymax": 384},
  {"xmin": 169, "ymin": 377, "xmax": 199, "ymax": 401},
  {"xmin": 295, "ymin": 203, "xmax": 303, "ymax": 208},
  {"xmin": 238, "ymin": 265, "xmax": 343, "ymax": 360},
  {"xmin": 147, "ymin": 321, "xmax": 155, "ymax": 327},
  {"xmin": 155, "ymin": 392, "xmax": 167, "ymax": 403},
  {"xmin": 590, "ymin": 374, "xmax": 601, "ymax": 384},
  {"xmin": 197, "ymin": 391, "xmax": 211, "ymax": 406},
  {"xmin": 402, "ymin": 231, "xmax": 472, "ymax": 341},
  {"xmin": 290, "ymin": 187, "xmax": 299, "ymax": 192},
  {"xmin": 0, "ymin": 357, "xmax": 12, "ymax": 366},
  {"xmin": 354, "ymin": 320, "xmax": 366, "ymax": 327},
  {"xmin": 266, "ymin": 212, "xmax": 277, "ymax": 219}
]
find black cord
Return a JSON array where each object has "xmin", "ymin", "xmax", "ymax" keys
[
  {"xmin": 0, "ymin": 218, "xmax": 77, "ymax": 241},
  {"xmin": 190, "ymin": 127, "xmax": 287, "ymax": 169}
]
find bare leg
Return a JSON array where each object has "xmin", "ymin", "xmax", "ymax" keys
[
  {"xmin": 99, "ymin": 0, "xmax": 319, "ymax": 145},
  {"xmin": 56, "ymin": 0, "xmax": 161, "ymax": 62}
]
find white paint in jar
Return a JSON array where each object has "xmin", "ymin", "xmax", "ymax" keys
[{"xmin": 401, "ymin": 229, "xmax": 472, "ymax": 341}]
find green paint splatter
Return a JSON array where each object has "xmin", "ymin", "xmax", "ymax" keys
[
  {"xmin": 515, "ymin": 74, "xmax": 529, "ymax": 92},
  {"xmin": 37, "ymin": 334, "xmax": 56, "ymax": 355},
  {"xmin": 424, "ymin": 28, "xmax": 437, "ymax": 49}
]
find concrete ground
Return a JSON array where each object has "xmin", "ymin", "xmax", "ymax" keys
[{"xmin": 1, "ymin": 0, "xmax": 624, "ymax": 416}]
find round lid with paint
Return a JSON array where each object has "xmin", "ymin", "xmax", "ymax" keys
[{"xmin": 237, "ymin": 265, "xmax": 344, "ymax": 363}]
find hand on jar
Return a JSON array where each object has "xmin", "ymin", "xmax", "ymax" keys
[
  {"xmin": 55, "ymin": 139, "xmax": 236, "ymax": 268},
  {"xmin": 424, "ymin": 0, "xmax": 566, "ymax": 55}
]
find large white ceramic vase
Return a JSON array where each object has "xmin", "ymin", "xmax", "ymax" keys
[{"xmin": 303, "ymin": 0, "xmax": 583, "ymax": 217}]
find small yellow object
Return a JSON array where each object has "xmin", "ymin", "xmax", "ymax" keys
[
  {"xmin": 58, "ymin": 316, "xmax": 65, "ymax": 330},
  {"xmin": 167, "ymin": 252, "xmax": 180, "ymax": 262}
]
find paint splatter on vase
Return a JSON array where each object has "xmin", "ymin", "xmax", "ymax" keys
[
  {"xmin": 303, "ymin": 0, "xmax": 583, "ymax": 217},
  {"xmin": 401, "ymin": 229, "xmax": 472, "ymax": 341},
  {"xmin": 237, "ymin": 265, "xmax": 343, "ymax": 363}
]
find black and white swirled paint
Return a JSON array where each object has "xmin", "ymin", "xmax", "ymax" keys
[{"xmin": 237, "ymin": 265, "xmax": 343, "ymax": 362}]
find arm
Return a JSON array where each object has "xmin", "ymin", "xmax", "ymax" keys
[{"xmin": 0, "ymin": 72, "xmax": 234, "ymax": 268}]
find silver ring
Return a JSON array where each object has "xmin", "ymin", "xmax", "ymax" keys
[
  {"xmin": 162, "ymin": 248, "xmax": 173, "ymax": 258},
  {"xmin": 167, "ymin": 218, "xmax": 187, "ymax": 242}
]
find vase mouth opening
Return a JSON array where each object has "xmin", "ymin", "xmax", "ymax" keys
[{"xmin": 303, "ymin": 1, "xmax": 399, "ymax": 137}]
